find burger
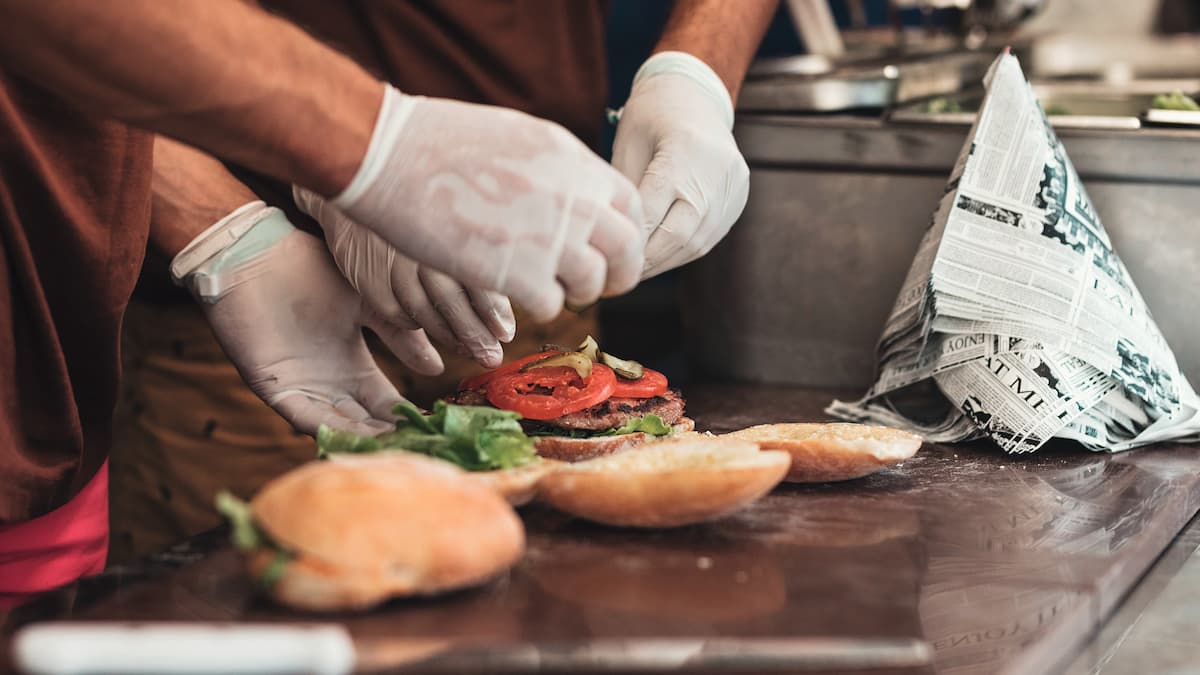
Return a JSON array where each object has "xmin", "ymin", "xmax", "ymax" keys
[
  {"xmin": 447, "ymin": 337, "xmax": 694, "ymax": 461},
  {"xmin": 216, "ymin": 454, "xmax": 524, "ymax": 612}
]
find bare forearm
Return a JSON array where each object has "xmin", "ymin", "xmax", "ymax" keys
[
  {"xmin": 654, "ymin": 0, "xmax": 779, "ymax": 101},
  {"xmin": 0, "ymin": 0, "xmax": 381, "ymax": 197},
  {"xmin": 151, "ymin": 137, "xmax": 261, "ymax": 257}
]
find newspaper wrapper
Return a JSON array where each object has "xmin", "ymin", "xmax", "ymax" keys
[{"xmin": 829, "ymin": 51, "xmax": 1200, "ymax": 453}]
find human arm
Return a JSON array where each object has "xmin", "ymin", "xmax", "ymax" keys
[
  {"xmin": 152, "ymin": 136, "xmax": 412, "ymax": 435},
  {"xmin": 0, "ymin": 0, "xmax": 378, "ymax": 197},
  {"xmin": 153, "ymin": 137, "xmax": 514, "ymax": 370},
  {"xmin": 0, "ymin": 0, "xmax": 644, "ymax": 319},
  {"xmin": 653, "ymin": 0, "xmax": 780, "ymax": 102},
  {"xmin": 612, "ymin": 0, "xmax": 779, "ymax": 278}
]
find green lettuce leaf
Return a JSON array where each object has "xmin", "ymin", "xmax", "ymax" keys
[
  {"xmin": 522, "ymin": 414, "xmax": 675, "ymax": 439},
  {"xmin": 214, "ymin": 491, "xmax": 294, "ymax": 589},
  {"xmin": 607, "ymin": 414, "xmax": 672, "ymax": 437},
  {"xmin": 215, "ymin": 491, "xmax": 262, "ymax": 551},
  {"xmin": 258, "ymin": 550, "xmax": 294, "ymax": 590},
  {"xmin": 315, "ymin": 424, "xmax": 381, "ymax": 458},
  {"xmin": 314, "ymin": 400, "xmax": 536, "ymax": 471}
]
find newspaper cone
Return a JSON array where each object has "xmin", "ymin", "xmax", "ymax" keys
[{"xmin": 829, "ymin": 51, "xmax": 1200, "ymax": 453}]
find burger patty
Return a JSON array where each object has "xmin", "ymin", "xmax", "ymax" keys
[
  {"xmin": 445, "ymin": 388, "xmax": 685, "ymax": 431},
  {"xmin": 551, "ymin": 389, "xmax": 685, "ymax": 430}
]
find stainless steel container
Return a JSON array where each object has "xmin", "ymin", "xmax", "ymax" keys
[{"xmin": 682, "ymin": 116, "xmax": 1200, "ymax": 388}]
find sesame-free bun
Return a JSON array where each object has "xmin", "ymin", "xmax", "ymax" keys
[
  {"xmin": 466, "ymin": 459, "xmax": 562, "ymax": 506},
  {"xmin": 533, "ymin": 417, "xmax": 696, "ymax": 462},
  {"xmin": 248, "ymin": 454, "xmax": 524, "ymax": 611},
  {"xmin": 723, "ymin": 423, "xmax": 922, "ymax": 483},
  {"xmin": 536, "ymin": 436, "xmax": 789, "ymax": 528}
]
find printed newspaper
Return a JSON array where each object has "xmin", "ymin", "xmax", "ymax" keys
[{"xmin": 829, "ymin": 51, "xmax": 1200, "ymax": 453}]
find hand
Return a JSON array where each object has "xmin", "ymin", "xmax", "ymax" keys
[
  {"xmin": 295, "ymin": 188, "xmax": 515, "ymax": 370},
  {"xmin": 612, "ymin": 51, "xmax": 750, "ymax": 279},
  {"xmin": 309, "ymin": 87, "xmax": 646, "ymax": 322},
  {"xmin": 176, "ymin": 203, "xmax": 423, "ymax": 435}
]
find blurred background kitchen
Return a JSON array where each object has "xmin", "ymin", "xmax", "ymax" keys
[{"xmin": 109, "ymin": 0, "xmax": 1200, "ymax": 564}]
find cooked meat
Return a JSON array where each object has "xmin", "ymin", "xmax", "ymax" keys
[
  {"xmin": 541, "ymin": 389, "xmax": 685, "ymax": 431},
  {"xmin": 445, "ymin": 388, "xmax": 489, "ymax": 407},
  {"xmin": 446, "ymin": 388, "xmax": 685, "ymax": 432}
]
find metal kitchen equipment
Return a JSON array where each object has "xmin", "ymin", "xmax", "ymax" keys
[
  {"xmin": 739, "ymin": 50, "xmax": 992, "ymax": 112},
  {"xmin": 682, "ymin": 104, "xmax": 1200, "ymax": 389}
]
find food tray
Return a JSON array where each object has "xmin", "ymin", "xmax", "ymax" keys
[{"xmin": 738, "ymin": 50, "xmax": 991, "ymax": 113}]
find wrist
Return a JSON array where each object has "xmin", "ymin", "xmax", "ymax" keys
[
  {"xmin": 331, "ymin": 85, "xmax": 421, "ymax": 210},
  {"xmin": 291, "ymin": 81, "xmax": 388, "ymax": 199},
  {"xmin": 171, "ymin": 202, "xmax": 295, "ymax": 303},
  {"xmin": 633, "ymin": 51, "xmax": 735, "ymax": 129}
]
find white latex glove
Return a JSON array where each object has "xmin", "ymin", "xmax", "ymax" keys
[
  {"xmin": 310, "ymin": 86, "xmax": 646, "ymax": 323},
  {"xmin": 171, "ymin": 202, "xmax": 421, "ymax": 436},
  {"xmin": 294, "ymin": 188, "xmax": 515, "ymax": 370},
  {"xmin": 612, "ymin": 51, "xmax": 751, "ymax": 279}
]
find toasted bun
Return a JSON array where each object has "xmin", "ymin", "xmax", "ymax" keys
[
  {"xmin": 467, "ymin": 459, "xmax": 562, "ymax": 506},
  {"xmin": 723, "ymin": 423, "xmax": 922, "ymax": 483},
  {"xmin": 534, "ymin": 417, "xmax": 696, "ymax": 462},
  {"xmin": 249, "ymin": 455, "xmax": 524, "ymax": 611},
  {"xmin": 536, "ymin": 436, "xmax": 789, "ymax": 528}
]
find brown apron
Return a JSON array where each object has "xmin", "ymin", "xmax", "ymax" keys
[{"xmin": 108, "ymin": 0, "xmax": 609, "ymax": 562}]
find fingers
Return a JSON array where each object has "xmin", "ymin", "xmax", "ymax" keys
[
  {"xmin": 367, "ymin": 317, "xmax": 445, "ymax": 376},
  {"xmin": 642, "ymin": 198, "xmax": 702, "ymax": 278},
  {"xmin": 356, "ymin": 368, "xmax": 406, "ymax": 422},
  {"xmin": 586, "ymin": 202, "xmax": 645, "ymax": 296},
  {"xmin": 556, "ymin": 244, "xmax": 607, "ymax": 308},
  {"xmin": 468, "ymin": 287, "xmax": 516, "ymax": 344},
  {"xmin": 390, "ymin": 262, "xmax": 455, "ymax": 344},
  {"xmin": 419, "ymin": 266, "xmax": 504, "ymax": 368},
  {"xmin": 632, "ymin": 165, "xmax": 676, "ymax": 239},
  {"xmin": 506, "ymin": 271, "xmax": 565, "ymax": 324},
  {"xmin": 608, "ymin": 158, "xmax": 648, "ymax": 228},
  {"xmin": 270, "ymin": 392, "xmax": 393, "ymax": 437}
]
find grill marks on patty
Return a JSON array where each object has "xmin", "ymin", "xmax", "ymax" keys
[
  {"xmin": 550, "ymin": 390, "xmax": 685, "ymax": 430},
  {"xmin": 445, "ymin": 388, "xmax": 685, "ymax": 431}
]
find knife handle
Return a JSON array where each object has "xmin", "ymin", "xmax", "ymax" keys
[{"xmin": 13, "ymin": 622, "xmax": 355, "ymax": 675}]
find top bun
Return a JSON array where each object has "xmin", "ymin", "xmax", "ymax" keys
[
  {"xmin": 536, "ymin": 436, "xmax": 789, "ymax": 528},
  {"xmin": 250, "ymin": 454, "xmax": 524, "ymax": 610},
  {"xmin": 723, "ymin": 422, "xmax": 922, "ymax": 483}
]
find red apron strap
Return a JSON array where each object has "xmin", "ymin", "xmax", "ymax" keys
[{"xmin": 0, "ymin": 461, "xmax": 109, "ymax": 597}]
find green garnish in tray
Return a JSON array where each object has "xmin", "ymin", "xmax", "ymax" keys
[
  {"xmin": 1152, "ymin": 91, "xmax": 1200, "ymax": 111},
  {"xmin": 922, "ymin": 97, "xmax": 964, "ymax": 114}
]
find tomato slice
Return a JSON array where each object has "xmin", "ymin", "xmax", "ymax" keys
[
  {"xmin": 610, "ymin": 368, "xmax": 669, "ymax": 399},
  {"xmin": 459, "ymin": 350, "xmax": 563, "ymax": 391},
  {"xmin": 486, "ymin": 364, "xmax": 616, "ymax": 420}
]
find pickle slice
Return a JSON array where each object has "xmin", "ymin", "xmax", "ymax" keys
[
  {"xmin": 600, "ymin": 351, "xmax": 644, "ymax": 380},
  {"xmin": 522, "ymin": 351, "xmax": 594, "ymax": 379}
]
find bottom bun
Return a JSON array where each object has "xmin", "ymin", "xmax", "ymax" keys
[
  {"xmin": 723, "ymin": 422, "xmax": 922, "ymax": 483},
  {"xmin": 534, "ymin": 418, "xmax": 696, "ymax": 462},
  {"xmin": 467, "ymin": 459, "xmax": 563, "ymax": 506},
  {"xmin": 536, "ymin": 436, "xmax": 789, "ymax": 528},
  {"xmin": 248, "ymin": 455, "xmax": 525, "ymax": 611}
]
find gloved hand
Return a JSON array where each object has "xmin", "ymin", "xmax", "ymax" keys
[
  {"xmin": 612, "ymin": 51, "xmax": 750, "ymax": 279},
  {"xmin": 171, "ymin": 202, "xmax": 425, "ymax": 435},
  {"xmin": 294, "ymin": 188, "xmax": 515, "ymax": 370},
  {"xmin": 307, "ymin": 86, "xmax": 646, "ymax": 323}
]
